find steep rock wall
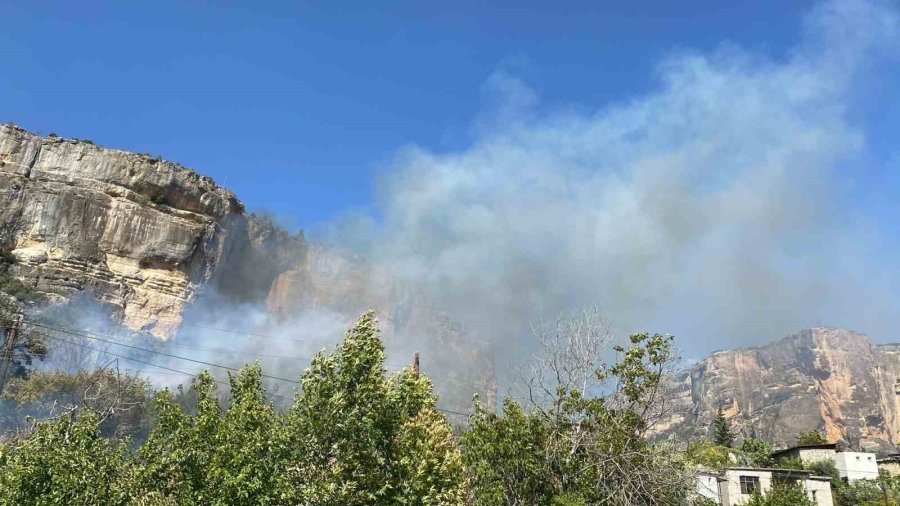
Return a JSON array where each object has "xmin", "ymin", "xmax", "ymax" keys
[
  {"xmin": 666, "ymin": 328, "xmax": 900, "ymax": 451},
  {"xmin": 0, "ymin": 124, "xmax": 495, "ymax": 407},
  {"xmin": 0, "ymin": 124, "xmax": 246, "ymax": 336}
]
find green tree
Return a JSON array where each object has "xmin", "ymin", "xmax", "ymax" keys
[
  {"xmin": 712, "ymin": 405, "xmax": 735, "ymax": 447},
  {"xmin": 795, "ymin": 429, "xmax": 827, "ymax": 445},
  {"xmin": 3, "ymin": 369, "xmax": 153, "ymax": 442},
  {"xmin": 744, "ymin": 483, "xmax": 816, "ymax": 506},
  {"xmin": 462, "ymin": 311, "xmax": 691, "ymax": 505},
  {"xmin": 278, "ymin": 310, "xmax": 465, "ymax": 505},
  {"xmin": 206, "ymin": 364, "xmax": 281, "ymax": 505},
  {"xmin": 684, "ymin": 439, "xmax": 737, "ymax": 468},
  {"xmin": 462, "ymin": 399, "xmax": 554, "ymax": 505},
  {"xmin": 833, "ymin": 478, "xmax": 882, "ymax": 506},
  {"xmin": 0, "ymin": 295, "xmax": 47, "ymax": 385},
  {"xmin": 0, "ymin": 311, "xmax": 467, "ymax": 505},
  {"xmin": 124, "ymin": 370, "xmax": 233, "ymax": 505},
  {"xmin": 805, "ymin": 459, "xmax": 839, "ymax": 480},
  {"xmin": 740, "ymin": 438, "xmax": 774, "ymax": 467},
  {"xmin": 0, "ymin": 412, "xmax": 128, "ymax": 505}
]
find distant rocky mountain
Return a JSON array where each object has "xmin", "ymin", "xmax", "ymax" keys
[
  {"xmin": 0, "ymin": 124, "xmax": 494, "ymax": 410},
  {"xmin": 662, "ymin": 327, "xmax": 900, "ymax": 452}
]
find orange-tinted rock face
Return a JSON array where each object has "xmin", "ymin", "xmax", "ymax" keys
[{"xmin": 665, "ymin": 328, "xmax": 900, "ymax": 451}]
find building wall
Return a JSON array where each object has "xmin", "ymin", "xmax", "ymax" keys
[
  {"xmin": 696, "ymin": 473, "xmax": 720, "ymax": 503},
  {"xmin": 806, "ymin": 477, "xmax": 835, "ymax": 506},
  {"xmin": 834, "ymin": 452, "xmax": 879, "ymax": 481},
  {"xmin": 797, "ymin": 448, "xmax": 838, "ymax": 464},
  {"xmin": 719, "ymin": 470, "xmax": 833, "ymax": 506},
  {"xmin": 719, "ymin": 470, "xmax": 773, "ymax": 506}
]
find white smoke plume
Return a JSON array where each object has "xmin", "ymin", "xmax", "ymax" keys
[
  {"xmin": 322, "ymin": 0, "xmax": 900, "ymax": 364},
  {"xmin": 21, "ymin": 0, "xmax": 899, "ymax": 404}
]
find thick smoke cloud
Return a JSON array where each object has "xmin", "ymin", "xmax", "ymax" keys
[{"xmin": 328, "ymin": 0, "xmax": 900, "ymax": 361}]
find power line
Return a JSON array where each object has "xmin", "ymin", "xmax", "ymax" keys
[
  {"xmin": 434, "ymin": 406, "xmax": 471, "ymax": 417},
  {"xmin": 44, "ymin": 333, "xmax": 467, "ymax": 417},
  {"xmin": 28, "ymin": 320, "xmax": 474, "ymax": 418},
  {"xmin": 27, "ymin": 320, "xmax": 321, "ymax": 363},
  {"xmin": 172, "ymin": 322, "xmax": 410, "ymax": 367},
  {"xmin": 25, "ymin": 320, "xmax": 300, "ymax": 385},
  {"xmin": 31, "ymin": 319, "xmax": 481, "ymax": 389},
  {"xmin": 41, "ymin": 333, "xmax": 293, "ymax": 402},
  {"xmin": 30, "ymin": 319, "xmax": 413, "ymax": 368},
  {"xmin": 178, "ymin": 322, "xmax": 298, "ymax": 340}
]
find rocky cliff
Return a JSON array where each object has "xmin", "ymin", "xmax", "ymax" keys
[
  {"xmin": 0, "ymin": 124, "xmax": 494, "ymax": 407},
  {"xmin": 665, "ymin": 327, "xmax": 900, "ymax": 451},
  {"xmin": 0, "ymin": 124, "xmax": 255, "ymax": 336}
]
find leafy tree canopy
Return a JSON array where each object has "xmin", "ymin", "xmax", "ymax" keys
[{"xmin": 795, "ymin": 429, "xmax": 828, "ymax": 446}]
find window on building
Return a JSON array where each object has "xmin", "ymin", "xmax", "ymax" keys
[{"xmin": 740, "ymin": 476, "xmax": 760, "ymax": 495}]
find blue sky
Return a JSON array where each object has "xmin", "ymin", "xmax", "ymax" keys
[
  {"xmin": 1, "ymin": 0, "xmax": 826, "ymax": 228},
  {"xmin": 3, "ymin": 0, "xmax": 899, "ymax": 351}
]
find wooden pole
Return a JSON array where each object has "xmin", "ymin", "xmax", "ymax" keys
[
  {"xmin": 413, "ymin": 352, "xmax": 420, "ymax": 379},
  {"xmin": 0, "ymin": 314, "xmax": 21, "ymax": 397}
]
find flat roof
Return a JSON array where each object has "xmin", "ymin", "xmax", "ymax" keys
[
  {"xmin": 720, "ymin": 468, "xmax": 831, "ymax": 481},
  {"xmin": 770, "ymin": 443, "xmax": 836, "ymax": 458},
  {"xmin": 722, "ymin": 467, "xmax": 812, "ymax": 474}
]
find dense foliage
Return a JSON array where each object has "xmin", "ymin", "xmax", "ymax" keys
[
  {"xmin": 0, "ymin": 312, "xmax": 466, "ymax": 505},
  {"xmin": 2, "ymin": 369, "xmax": 154, "ymax": 441},
  {"xmin": 462, "ymin": 331, "xmax": 692, "ymax": 505},
  {"xmin": 795, "ymin": 429, "xmax": 828, "ymax": 446},
  {"xmin": 744, "ymin": 483, "xmax": 815, "ymax": 506},
  {"xmin": 0, "ymin": 310, "xmax": 697, "ymax": 505}
]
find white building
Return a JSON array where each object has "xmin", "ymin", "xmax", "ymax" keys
[
  {"xmin": 695, "ymin": 471, "xmax": 720, "ymax": 503},
  {"xmin": 771, "ymin": 443, "xmax": 879, "ymax": 482},
  {"xmin": 697, "ymin": 468, "xmax": 834, "ymax": 506},
  {"xmin": 833, "ymin": 451, "xmax": 879, "ymax": 481}
]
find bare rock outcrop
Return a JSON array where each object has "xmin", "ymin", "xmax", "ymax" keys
[
  {"xmin": 665, "ymin": 327, "xmax": 900, "ymax": 451},
  {"xmin": 0, "ymin": 124, "xmax": 249, "ymax": 337},
  {"xmin": 0, "ymin": 124, "xmax": 495, "ymax": 408}
]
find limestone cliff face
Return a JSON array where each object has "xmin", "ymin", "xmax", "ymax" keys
[
  {"xmin": 0, "ymin": 124, "xmax": 495, "ymax": 406},
  {"xmin": 666, "ymin": 328, "xmax": 900, "ymax": 451},
  {"xmin": 0, "ymin": 124, "xmax": 250, "ymax": 337}
]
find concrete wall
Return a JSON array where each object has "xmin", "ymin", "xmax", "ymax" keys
[
  {"xmin": 834, "ymin": 452, "xmax": 879, "ymax": 481},
  {"xmin": 718, "ymin": 470, "xmax": 833, "ymax": 506},
  {"xmin": 696, "ymin": 473, "xmax": 720, "ymax": 503},
  {"xmin": 719, "ymin": 470, "xmax": 773, "ymax": 506},
  {"xmin": 806, "ymin": 477, "xmax": 835, "ymax": 506},
  {"xmin": 797, "ymin": 448, "xmax": 839, "ymax": 464}
]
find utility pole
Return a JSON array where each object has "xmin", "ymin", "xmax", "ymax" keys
[
  {"xmin": 879, "ymin": 470, "xmax": 891, "ymax": 506},
  {"xmin": 413, "ymin": 352, "xmax": 420, "ymax": 379},
  {"xmin": 0, "ymin": 313, "xmax": 21, "ymax": 397}
]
